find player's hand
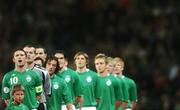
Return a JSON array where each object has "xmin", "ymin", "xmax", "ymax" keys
[
  {"xmin": 36, "ymin": 96, "xmax": 41, "ymax": 102},
  {"xmin": 4, "ymin": 99, "xmax": 10, "ymax": 106},
  {"xmin": 76, "ymin": 96, "xmax": 83, "ymax": 103}
]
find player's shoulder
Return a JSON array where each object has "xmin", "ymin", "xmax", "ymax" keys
[
  {"xmin": 4, "ymin": 70, "xmax": 14, "ymax": 75},
  {"xmin": 88, "ymin": 69, "xmax": 97, "ymax": 74},
  {"xmin": 86, "ymin": 69, "xmax": 97, "ymax": 76},
  {"xmin": 125, "ymin": 76, "xmax": 134, "ymax": 81},
  {"xmin": 26, "ymin": 69, "xmax": 37, "ymax": 74},
  {"xmin": 67, "ymin": 67, "xmax": 79, "ymax": 76},
  {"xmin": 109, "ymin": 74, "xmax": 120, "ymax": 83},
  {"xmin": 3, "ymin": 70, "xmax": 16, "ymax": 78},
  {"xmin": 55, "ymin": 75, "xmax": 66, "ymax": 83},
  {"xmin": 26, "ymin": 69, "xmax": 41, "ymax": 78},
  {"xmin": 125, "ymin": 76, "xmax": 136, "ymax": 84},
  {"xmin": 67, "ymin": 67, "xmax": 76, "ymax": 72},
  {"xmin": 33, "ymin": 64, "xmax": 47, "ymax": 72}
]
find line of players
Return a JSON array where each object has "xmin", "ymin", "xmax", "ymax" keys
[{"xmin": 1, "ymin": 44, "xmax": 138, "ymax": 110}]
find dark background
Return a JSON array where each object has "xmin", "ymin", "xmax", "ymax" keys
[{"xmin": 0, "ymin": 0, "xmax": 180, "ymax": 109}]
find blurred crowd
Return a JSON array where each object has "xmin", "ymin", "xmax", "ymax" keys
[{"xmin": 0, "ymin": 0, "xmax": 180, "ymax": 109}]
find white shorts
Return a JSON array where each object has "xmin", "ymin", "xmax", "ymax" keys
[
  {"xmin": 76, "ymin": 106, "xmax": 96, "ymax": 110},
  {"xmin": 125, "ymin": 108, "xmax": 131, "ymax": 110},
  {"xmin": 61, "ymin": 104, "xmax": 76, "ymax": 110}
]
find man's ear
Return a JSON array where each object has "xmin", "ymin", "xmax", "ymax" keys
[
  {"xmin": 65, "ymin": 60, "xmax": 68, "ymax": 66},
  {"xmin": 12, "ymin": 57, "xmax": 15, "ymax": 63}
]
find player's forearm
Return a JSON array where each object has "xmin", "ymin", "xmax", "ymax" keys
[
  {"xmin": 131, "ymin": 101, "xmax": 137, "ymax": 110},
  {"xmin": 4, "ymin": 99, "xmax": 10, "ymax": 106},
  {"xmin": 115, "ymin": 100, "xmax": 122, "ymax": 110},
  {"xmin": 75, "ymin": 96, "xmax": 83, "ymax": 110},
  {"xmin": 66, "ymin": 103, "xmax": 73, "ymax": 110},
  {"xmin": 36, "ymin": 96, "xmax": 41, "ymax": 102},
  {"xmin": 122, "ymin": 102, "xmax": 128, "ymax": 110},
  {"xmin": 96, "ymin": 98, "xmax": 100, "ymax": 105}
]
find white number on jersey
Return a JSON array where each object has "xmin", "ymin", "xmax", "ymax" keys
[{"xmin": 10, "ymin": 77, "xmax": 18, "ymax": 85}]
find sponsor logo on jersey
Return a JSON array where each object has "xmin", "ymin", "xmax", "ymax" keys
[
  {"xmin": 106, "ymin": 80, "xmax": 112, "ymax": 86},
  {"xmin": 86, "ymin": 76, "xmax": 92, "ymax": 82},
  {"xmin": 26, "ymin": 76, "xmax": 32, "ymax": 82},
  {"xmin": 65, "ymin": 75, "xmax": 71, "ymax": 82},
  {"xmin": 4, "ymin": 87, "xmax": 10, "ymax": 93},
  {"xmin": 54, "ymin": 83, "xmax": 59, "ymax": 89}
]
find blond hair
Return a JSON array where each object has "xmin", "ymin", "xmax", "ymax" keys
[
  {"xmin": 94, "ymin": 53, "xmax": 108, "ymax": 64},
  {"xmin": 113, "ymin": 57, "xmax": 125, "ymax": 66}
]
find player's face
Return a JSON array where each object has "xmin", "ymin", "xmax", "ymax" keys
[
  {"xmin": 114, "ymin": 61, "xmax": 124, "ymax": 74},
  {"xmin": 95, "ymin": 58, "xmax": 106, "ymax": 74},
  {"xmin": 13, "ymin": 90, "xmax": 24, "ymax": 104},
  {"xmin": 13, "ymin": 50, "xmax": 26, "ymax": 67},
  {"xmin": 35, "ymin": 48, "xmax": 47, "ymax": 62},
  {"xmin": 23, "ymin": 47, "xmax": 36, "ymax": 64},
  {"xmin": 54, "ymin": 53, "xmax": 66, "ymax": 68},
  {"xmin": 46, "ymin": 60, "xmax": 57, "ymax": 76},
  {"xmin": 106, "ymin": 62, "xmax": 114, "ymax": 73},
  {"xmin": 75, "ymin": 55, "xmax": 87, "ymax": 68}
]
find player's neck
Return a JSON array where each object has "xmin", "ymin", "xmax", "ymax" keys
[
  {"xmin": 60, "ymin": 66, "xmax": 67, "ymax": 72},
  {"xmin": 26, "ymin": 62, "xmax": 34, "ymax": 69},
  {"xmin": 119, "ymin": 71, "xmax": 123, "ymax": 76},
  {"xmin": 99, "ymin": 70, "xmax": 108, "ymax": 77},
  {"xmin": 13, "ymin": 101, "xmax": 21, "ymax": 105},
  {"xmin": 15, "ymin": 65, "xmax": 26, "ymax": 72},
  {"xmin": 76, "ymin": 66, "xmax": 86, "ymax": 73}
]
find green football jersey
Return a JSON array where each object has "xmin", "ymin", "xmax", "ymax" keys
[
  {"xmin": 76, "ymin": 69, "xmax": 98, "ymax": 106},
  {"xmin": 56, "ymin": 67, "xmax": 83, "ymax": 102},
  {"xmin": 96, "ymin": 74, "xmax": 122, "ymax": 110},
  {"xmin": 46, "ymin": 75, "xmax": 72, "ymax": 110},
  {"xmin": 2, "ymin": 69, "xmax": 42, "ymax": 109},
  {"xmin": 117, "ymin": 75, "xmax": 129, "ymax": 102},
  {"xmin": 5, "ymin": 102, "xmax": 29, "ymax": 110},
  {"xmin": 115, "ymin": 75, "xmax": 129, "ymax": 110},
  {"xmin": 120, "ymin": 75, "xmax": 138, "ymax": 108}
]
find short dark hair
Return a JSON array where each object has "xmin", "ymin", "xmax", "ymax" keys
[
  {"xmin": 54, "ymin": 50, "xmax": 68, "ymax": 60},
  {"xmin": 35, "ymin": 45, "xmax": 47, "ymax": 54},
  {"xmin": 13, "ymin": 49, "xmax": 27, "ymax": 57}
]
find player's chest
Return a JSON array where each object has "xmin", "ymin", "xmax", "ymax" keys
[
  {"xmin": 51, "ymin": 81, "xmax": 63, "ymax": 91},
  {"xmin": 100, "ymin": 78, "xmax": 114, "ymax": 88},
  {"xmin": 62, "ymin": 74, "xmax": 75, "ymax": 83},
  {"xmin": 80, "ymin": 75, "xmax": 94, "ymax": 86},
  {"xmin": 8, "ymin": 74, "xmax": 35, "ymax": 86}
]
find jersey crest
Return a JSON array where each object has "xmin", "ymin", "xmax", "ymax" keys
[
  {"xmin": 26, "ymin": 76, "xmax": 32, "ymax": 82},
  {"xmin": 53, "ymin": 82, "xmax": 59, "ymax": 89},
  {"xmin": 106, "ymin": 80, "xmax": 112, "ymax": 86},
  {"xmin": 65, "ymin": 75, "xmax": 71, "ymax": 83},
  {"xmin": 86, "ymin": 76, "xmax": 92, "ymax": 82}
]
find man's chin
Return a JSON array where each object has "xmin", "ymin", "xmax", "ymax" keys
[{"xmin": 15, "ymin": 101, "xmax": 22, "ymax": 105}]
